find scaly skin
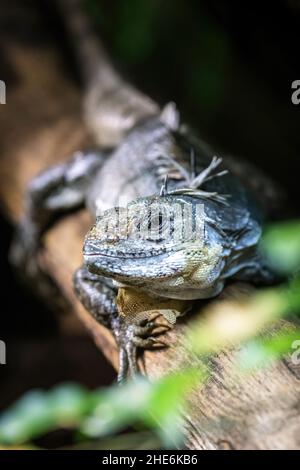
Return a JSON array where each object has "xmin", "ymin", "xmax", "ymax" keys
[{"xmin": 11, "ymin": 110, "xmax": 274, "ymax": 381}]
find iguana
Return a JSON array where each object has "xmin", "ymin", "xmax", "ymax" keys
[{"xmin": 10, "ymin": 0, "xmax": 277, "ymax": 381}]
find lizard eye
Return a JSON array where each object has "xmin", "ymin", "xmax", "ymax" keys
[
  {"xmin": 147, "ymin": 211, "xmax": 162, "ymax": 231},
  {"xmin": 146, "ymin": 210, "xmax": 171, "ymax": 242}
]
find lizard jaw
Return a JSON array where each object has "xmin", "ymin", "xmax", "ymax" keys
[
  {"xmin": 84, "ymin": 242, "xmax": 225, "ymax": 300},
  {"xmin": 84, "ymin": 249, "xmax": 187, "ymax": 281}
]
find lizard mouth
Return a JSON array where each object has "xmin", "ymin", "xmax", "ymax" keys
[
  {"xmin": 83, "ymin": 240, "xmax": 225, "ymax": 292},
  {"xmin": 84, "ymin": 251, "xmax": 167, "ymax": 259},
  {"xmin": 83, "ymin": 241, "xmax": 173, "ymax": 259},
  {"xmin": 83, "ymin": 243, "xmax": 185, "ymax": 280}
]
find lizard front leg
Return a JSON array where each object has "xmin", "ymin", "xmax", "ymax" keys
[
  {"xmin": 73, "ymin": 266, "xmax": 127, "ymax": 381},
  {"xmin": 74, "ymin": 268, "xmax": 171, "ymax": 382},
  {"xmin": 10, "ymin": 150, "xmax": 104, "ymax": 296},
  {"xmin": 113, "ymin": 312, "xmax": 171, "ymax": 381},
  {"xmin": 115, "ymin": 287, "xmax": 191, "ymax": 380}
]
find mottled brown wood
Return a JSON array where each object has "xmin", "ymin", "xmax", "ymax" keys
[{"xmin": 0, "ymin": 32, "xmax": 299, "ymax": 451}]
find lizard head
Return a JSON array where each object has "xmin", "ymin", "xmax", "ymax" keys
[{"xmin": 83, "ymin": 194, "xmax": 226, "ymax": 300}]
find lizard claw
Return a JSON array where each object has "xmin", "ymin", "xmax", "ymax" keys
[
  {"xmin": 133, "ymin": 321, "xmax": 171, "ymax": 337},
  {"xmin": 132, "ymin": 337, "xmax": 168, "ymax": 348},
  {"xmin": 112, "ymin": 316, "xmax": 171, "ymax": 383}
]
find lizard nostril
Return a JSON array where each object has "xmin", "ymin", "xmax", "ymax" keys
[{"xmin": 104, "ymin": 233, "xmax": 119, "ymax": 243}]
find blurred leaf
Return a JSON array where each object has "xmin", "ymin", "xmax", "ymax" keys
[
  {"xmin": 0, "ymin": 384, "xmax": 91, "ymax": 445},
  {"xmin": 0, "ymin": 370, "xmax": 204, "ymax": 449},
  {"xmin": 283, "ymin": 276, "xmax": 300, "ymax": 312},
  {"xmin": 186, "ymin": 289, "xmax": 286, "ymax": 356},
  {"xmin": 82, "ymin": 368, "xmax": 204, "ymax": 448},
  {"xmin": 82, "ymin": 378, "xmax": 151, "ymax": 438},
  {"xmin": 187, "ymin": 277, "xmax": 300, "ymax": 357},
  {"xmin": 141, "ymin": 368, "xmax": 204, "ymax": 447},
  {"xmin": 262, "ymin": 220, "xmax": 300, "ymax": 275},
  {"xmin": 48, "ymin": 383, "xmax": 93, "ymax": 423},
  {"xmin": 0, "ymin": 390, "xmax": 53, "ymax": 445},
  {"xmin": 236, "ymin": 328, "xmax": 300, "ymax": 372}
]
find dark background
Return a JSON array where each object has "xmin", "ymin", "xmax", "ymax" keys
[{"xmin": 0, "ymin": 0, "xmax": 299, "ymax": 410}]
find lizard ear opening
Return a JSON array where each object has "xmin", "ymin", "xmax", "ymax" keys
[{"xmin": 160, "ymin": 102, "xmax": 180, "ymax": 131}]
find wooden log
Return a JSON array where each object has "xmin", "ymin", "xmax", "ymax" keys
[{"xmin": 0, "ymin": 13, "xmax": 300, "ymax": 451}]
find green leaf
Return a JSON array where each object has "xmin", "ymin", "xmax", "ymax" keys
[
  {"xmin": 82, "ymin": 378, "xmax": 151, "ymax": 438},
  {"xmin": 262, "ymin": 220, "xmax": 300, "ymax": 275},
  {"xmin": 0, "ymin": 384, "xmax": 91, "ymax": 445},
  {"xmin": 236, "ymin": 328, "xmax": 300, "ymax": 372},
  {"xmin": 48, "ymin": 383, "xmax": 92, "ymax": 423},
  {"xmin": 82, "ymin": 369, "xmax": 205, "ymax": 448},
  {"xmin": 0, "ymin": 390, "xmax": 54, "ymax": 444},
  {"xmin": 141, "ymin": 368, "xmax": 205, "ymax": 447},
  {"xmin": 186, "ymin": 276, "xmax": 300, "ymax": 358}
]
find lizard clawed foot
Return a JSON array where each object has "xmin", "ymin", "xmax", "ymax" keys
[
  {"xmin": 112, "ymin": 315, "xmax": 171, "ymax": 383},
  {"xmin": 132, "ymin": 320, "xmax": 171, "ymax": 338}
]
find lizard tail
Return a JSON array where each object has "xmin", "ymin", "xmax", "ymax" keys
[{"xmin": 57, "ymin": 0, "xmax": 159, "ymax": 147}]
